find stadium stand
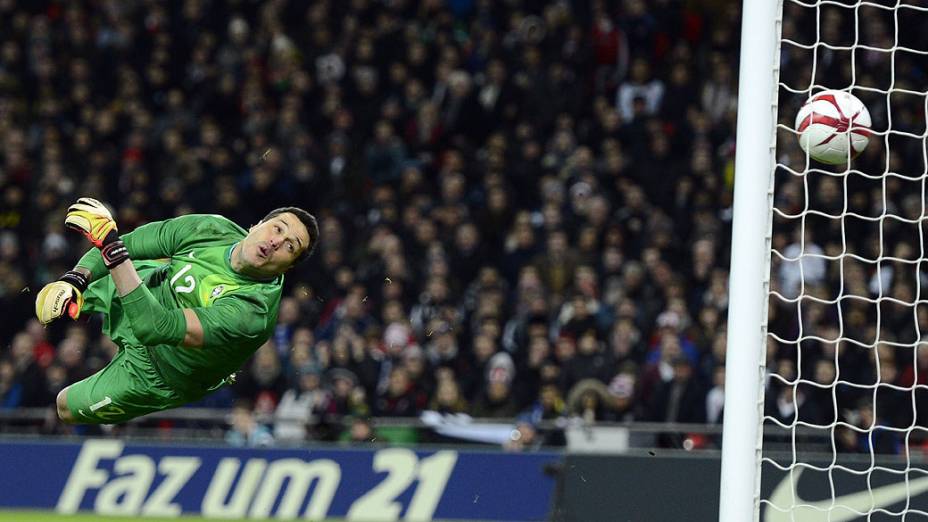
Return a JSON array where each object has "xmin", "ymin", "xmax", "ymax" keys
[{"xmin": 2, "ymin": 0, "xmax": 908, "ymax": 454}]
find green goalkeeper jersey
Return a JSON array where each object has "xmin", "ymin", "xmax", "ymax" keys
[{"xmin": 77, "ymin": 214, "xmax": 282, "ymax": 398}]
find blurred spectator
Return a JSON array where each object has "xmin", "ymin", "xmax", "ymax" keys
[
  {"xmin": 0, "ymin": 359, "xmax": 21, "ymax": 409},
  {"xmin": 604, "ymin": 364, "xmax": 641, "ymax": 421},
  {"xmin": 274, "ymin": 364, "xmax": 329, "ymax": 441},
  {"xmin": 325, "ymin": 368, "xmax": 369, "ymax": 418},
  {"xmin": 429, "ymin": 376, "xmax": 470, "ymax": 414},
  {"xmin": 563, "ymin": 330, "xmax": 612, "ymax": 390},
  {"xmin": 272, "ymin": 297, "xmax": 301, "ymax": 354},
  {"xmin": 778, "ymin": 229, "xmax": 826, "ymax": 299},
  {"xmin": 374, "ymin": 367, "xmax": 424, "ymax": 417},
  {"xmin": 225, "ymin": 400, "xmax": 275, "ymax": 448},
  {"xmin": 565, "ymin": 379, "xmax": 608, "ymax": 424},
  {"xmin": 341, "ymin": 416, "xmax": 377, "ymax": 444},
  {"xmin": 9, "ymin": 332, "xmax": 46, "ymax": 407},
  {"xmin": 472, "ymin": 372, "xmax": 520, "ymax": 419},
  {"xmin": 400, "ymin": 344, "xmax": 434, "ymax": 400},
  {"xmin": 616, "ymin": 59, "xmax": 664, "ymax": 122},
  {"xmin": 526, "ymin": 382, "xmax": 567, "ymax": 423},
  {"xmin": 532, "ymin": 230, "xmax": 580, "ymax": 302},
  {"xmin": 836, "ymin": 397, "xmax": 900, "ymax": 455},
  {"xmin": 234, "ymin": 342, "xmax": 287, "ymax": 408},
  {"xmin": 646, "ymin": 356, "xmax": 707, "ymax": 424}
]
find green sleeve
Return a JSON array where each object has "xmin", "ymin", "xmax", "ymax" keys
[
  {"xmin": 119, "ymin": 284, "xmax": 187, "ymax": 347},
  {"xmin": 192, "ymin": 294, "xmax": 269, "ymax": 349},
  {"xmin": 76, "ymin": 215, "xmax": 216, "ymax": 282},
  {"xmin": 119, "ymin": 286, "xmax": 267, "ymax": 349},
  {"xmin": 120, "ymin": 215, "xmax": 206, "ymax": 260},
  {"xmin": 75, "ymin": 248, "xmax": 108, "ymax": 283}
]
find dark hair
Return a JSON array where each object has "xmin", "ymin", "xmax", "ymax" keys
[{"xmin": 262, "ymin": 206, "xmax": 320, "ymax": 264}]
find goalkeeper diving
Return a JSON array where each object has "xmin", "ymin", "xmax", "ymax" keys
[{"xmin": 34, "ymin": 198, "xmax": 318, "ymax": 424}]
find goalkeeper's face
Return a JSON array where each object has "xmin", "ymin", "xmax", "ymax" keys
[{"xmin": 239, "ymin": 212, "xmax": 311, "ymax": 276}]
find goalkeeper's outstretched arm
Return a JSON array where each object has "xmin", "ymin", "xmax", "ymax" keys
[
  {"xmin": 63, "ymin": 197, "xmax": 206, "ymax": 347},
  {"xmin": 74, "ymin": 213, "xmax": 206, "ymax": 284},
  {"xmin": 37, "ymin": 202, "xmax": 205, "ymax": 327}
]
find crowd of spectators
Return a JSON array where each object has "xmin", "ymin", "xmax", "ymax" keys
[{"xmin": 1, "ymin": 0, "xmax": 925, "ymax": 452}]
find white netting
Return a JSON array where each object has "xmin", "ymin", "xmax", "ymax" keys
[{"xmin": 762, "ymin": 0, "xmax": 928, "ymax": 519}]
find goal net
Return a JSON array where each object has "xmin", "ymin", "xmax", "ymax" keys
[{"xmin": 761, "ymin": 0, "xmax": 928, "ymax": 519}]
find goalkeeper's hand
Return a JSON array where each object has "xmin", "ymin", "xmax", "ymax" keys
[
  {"xmin": 35, "ymin": 271, "xmax": 88, "ymax": 325},
  {"xmin": 65, "ymin": 197, "xmax": 129, "ymax": 269},
  {"xmin": 65, "ymin": 197, "xmax": 117, "ymax": 248}
]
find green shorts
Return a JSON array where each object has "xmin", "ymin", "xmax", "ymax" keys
[{"xmin": 66, "ymin": 344, "xmax": 187, "ymax": 424}]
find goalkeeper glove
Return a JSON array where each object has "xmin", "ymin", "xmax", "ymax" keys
[
  {"xmin": 35, "ymin": 270, "xmax": 88, "ymax": 325},
  {"xmin": 65, "ymin": 197, "xmax": 129, "ymax": 269}
]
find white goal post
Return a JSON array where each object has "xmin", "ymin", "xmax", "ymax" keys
[{"xmin": 720, "ymin": 0, "xmax": 783, "ymax": 520}]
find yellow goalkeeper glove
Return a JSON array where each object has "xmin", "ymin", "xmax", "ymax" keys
[
  {"xmin": 35, "ymin": 271, "xmax": 88, "ymax": 325},
  {"xmin": 65, "ymin": 197, "xmax": 129, "ymax": 268},
  {"xmin": 65, "ymin": 197, "xmax": 118, "ymax": 248}
]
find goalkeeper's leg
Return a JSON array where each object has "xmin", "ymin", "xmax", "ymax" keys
[{"xmin": 57, "ymin": 344, "xmax": 187, "ymax": 424}]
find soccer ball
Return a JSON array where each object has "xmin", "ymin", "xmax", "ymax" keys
[{"xmin": 794, "ymin": 90, "xmax": 872, "ymax": 165}]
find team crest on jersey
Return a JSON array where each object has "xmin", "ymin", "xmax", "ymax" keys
[{"xmin": 210, "ymin": 285, "xmax": 225, "ymax": 299}]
